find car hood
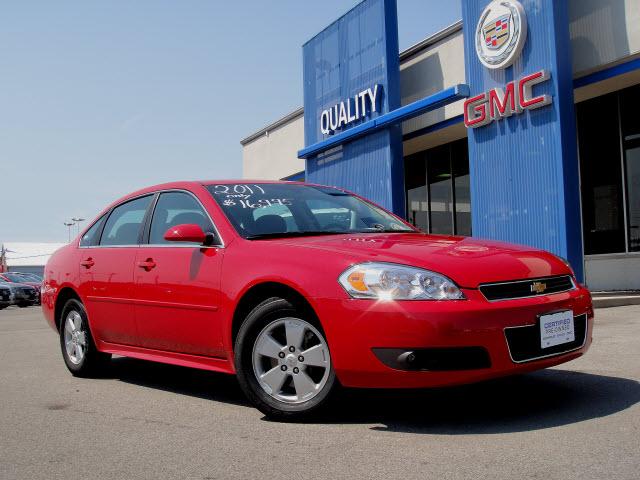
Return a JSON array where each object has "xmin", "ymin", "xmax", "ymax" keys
[{"xmin": 266, "ymin": 233, "xmax": 570, "ymax": 288}]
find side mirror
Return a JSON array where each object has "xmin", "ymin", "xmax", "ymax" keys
[{"xmin": 163, "ymin": 224, "xmax": 212, "ymax": 245}]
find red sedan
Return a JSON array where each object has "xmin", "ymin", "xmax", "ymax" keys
[{"xmin": 42, "ymin": 181, "xmax": 593, "ymax": 419}]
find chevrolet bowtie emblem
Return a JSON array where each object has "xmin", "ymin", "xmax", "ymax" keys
[{"xmin": 531, "ymin": 281, "xmax": 547, "ymax": 294}]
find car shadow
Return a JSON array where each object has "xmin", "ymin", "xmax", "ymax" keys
[
  {"xmin": 320, "ymin": 369, "xmax": 640, "ymax": 434},
  {"xmin": 106, "ymin": 357, "xmax": 250, "ymax": 408},
  {"xmin": 105, "ymin": 357, "xmax": 639, "ymax": 433}
]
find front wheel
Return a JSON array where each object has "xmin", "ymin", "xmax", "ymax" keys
[
  {"xmin": 59, "ymin": 298, "xmax": 111, "ymax": 377},
  {"xmin": 235, "ymin": 297, "xmax": 337, "ymax": 421}
]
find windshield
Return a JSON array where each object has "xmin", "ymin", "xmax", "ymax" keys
[
  {"xmin": 3, "ymin": 273, "xmax": 30, "ymax": 283},
  {"xmin": 21, "ymin": 273, "xmax": 42, "ymax": 281},
  {"xmin": 12, "ymin": 273, "xmax": 41, "ymax": 282},
  {"xmin": 207, "ymin": 183, "xmax": 414, "ymax": 239}
]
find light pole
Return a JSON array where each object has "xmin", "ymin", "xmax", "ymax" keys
[
  {"xmin": 72, "ymin": 217, "xmax": 85, "ymax": 237},
  {"xmin": 63, "ymin": 222, "xmax": 75, "ymax": 243}
]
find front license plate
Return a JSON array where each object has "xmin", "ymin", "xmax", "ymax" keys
[{"xmin": 540, "ymin": 310, "xmax": 575, "ymax": 349}]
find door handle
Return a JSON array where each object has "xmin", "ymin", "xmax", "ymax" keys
[
  {"xmin": 80, "ymin": 258, "xmax": 95, "ymax": 268},
  {"xmin": 137, "ymin": 258, "xmax": 156, "ymax": 271}
]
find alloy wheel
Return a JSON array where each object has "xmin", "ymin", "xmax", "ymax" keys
[
  {"xmin": 63, "ymin": 310, "xmax": 87, "ymax": 365},
  {"xmin": 252, "ymin": 317, "xmax": 330, "ymax": 404}
]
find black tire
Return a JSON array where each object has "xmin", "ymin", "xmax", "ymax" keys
[
  {"xmin": 234, "ymin": 297, "xmax": 337, "ymax": 421},
  {"xmin": 17, "ymin": 303, "xmax": 30, "ymax": 308},
  {"xmin": 59, "ymin": 298, "xmax": 111, "ymax": 377}
]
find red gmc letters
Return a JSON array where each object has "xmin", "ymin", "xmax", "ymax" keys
[{"xmin": 464, "ymin": 70, "xmax": 552, "ymax": 128}]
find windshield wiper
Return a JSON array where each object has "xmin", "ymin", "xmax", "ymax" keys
[{"xmin": 244, "ymin": 231, "xmax": 346, "ymax": 240}]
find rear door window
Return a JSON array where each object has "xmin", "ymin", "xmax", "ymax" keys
[
  {"xmin": 100, "ymin": 196, "xmax": 152, "ymax": 246},
  {"xmin": 80, "ymin": 214, "xmax": 107, "ymax": 247}
]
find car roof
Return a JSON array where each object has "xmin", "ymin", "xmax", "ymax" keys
[
  {"xmin": 199, "ymin": 180, "xmax": 305, "ymax": 186},
  {"xmin": 117, "ymin": 180, "xmax": 342, "ymax": 203}
]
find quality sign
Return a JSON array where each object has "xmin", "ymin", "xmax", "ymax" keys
[{"xmin": 320, "ymin": 85, "xmax": 380, "ymax": 135}]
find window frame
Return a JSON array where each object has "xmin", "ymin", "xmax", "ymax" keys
[
  {"xmin": 96, "ymin": 194, "xmax": 155, "ymax": 248},
  {"xmin": 78, "ymin": 189, "xmax": 224, "ymax": 249},
  {"xmin": 578, "ymin": 85, "xmax": 640, "ymax": 258}
]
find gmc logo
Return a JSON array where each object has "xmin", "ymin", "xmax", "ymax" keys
[{"xmin": 464, "ymin": 70, "xmax": 552, "ymax": 128}]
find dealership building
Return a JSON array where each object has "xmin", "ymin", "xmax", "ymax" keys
[{"xmin": 241, "ymin": 0, "xmax": 640, "ymax": 291}]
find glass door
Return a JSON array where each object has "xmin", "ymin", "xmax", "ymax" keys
[{"xmin": 624, "ymin": 140, "xmax": 640, "ymax": 251}]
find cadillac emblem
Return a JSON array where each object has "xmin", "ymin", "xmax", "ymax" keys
[{"xmin": 475, "ymin": 1, "xmax": 527, "ymax": 69}]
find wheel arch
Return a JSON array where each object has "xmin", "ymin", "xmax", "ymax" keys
[
  {"xmin": 230, "ymin": 282, "xmax": 321, "ymax": 351},
  {"xmin": 54, "ymin": 287, "xmax": 81, "ymax": 332}
]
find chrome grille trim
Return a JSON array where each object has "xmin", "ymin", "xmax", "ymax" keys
[{"xmin": 479, "ymin": 275, "xmax": 576, "ymax": 302}]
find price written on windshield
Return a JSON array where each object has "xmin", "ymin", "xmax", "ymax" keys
[
  {"xmin": 212, "ymin": 184, "xmax": 266, "ymax": 196},
  {"xmin": 223, "ymin": 198, "xmax": 292, "ymax": 209},
  {"xmin": 213, "ymin": 184, "xmax": 292, "ymax": 209}
]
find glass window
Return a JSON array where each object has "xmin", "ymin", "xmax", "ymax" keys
[
  {"xmin": 18, "ymin": 273, "xmax": 42, "ymax": 282},
  {"xmin": 404, "ymin": 139, "xmax": 471, "ymax": 237},
  {"xmin": 305, "ymin": 199, "xmax": 351, "ymax": 231},
  {"xmin": 100, "ymin": 196, "xmax": 152, "ymax": 246},
  {"xmin": 577, "ymin": 93, "xmax": 626, "ymax": 254},
  {"xmin": 427, "ymin": 145, "xmax": 454, "ymax": 235},
  {"xmin": 405, "ymin": 153, "xmax": 428, "ymax": 232},
  {"xmin": 207, "ymin": 183, "xmax": 413, "ymax": 239},
  {"xmin": 625, "ymin": 144, "xmax": 640, "ymax": 251},
  {"xmin": 3, "ymin": 273, "xmax": 28, "ymax": 283},
  {"xmin": 621, "ymin": 86, "xmax": 640, "ymax": 251},
  {"xmin": 149, "ymin": 192, "xmax": 214, "ymax": 245},
  {"xmin": 80, "ymin": 215, "xmax": 106, "ymax": 247},
  {"xmin": 252, "ymin": 203, "xmax": 299, "ymax": 233},
  {"xmin": 452, "ymin": 140, "xmax": 471, "ymax": 236}
]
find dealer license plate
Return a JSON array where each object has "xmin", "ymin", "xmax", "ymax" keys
[{"xmin": 540, "ymin": 310, "xmax": 575, "ymax": 349}]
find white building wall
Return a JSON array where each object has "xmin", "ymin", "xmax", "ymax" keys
[
  {"xmin": 569, "ymin": 0, "xmax": 640, "ymax": 75},
  {"xmin": 400, "ymin": 30, "xmax": 465, "ymax": 137},
  {"xmin": 585, "ymin": 255, "xmax": 640, "ymax": 290},
  {"xmin": 242, "ymin": 113, "xmax": 305, "ymax": 180}
]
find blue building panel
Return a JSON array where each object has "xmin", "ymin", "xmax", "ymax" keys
[
  {"xmin": 461, "ymin": 0, "xmax": 584, "ymax": 281},
  {"xmin": 302, "ymin": 0, "xmax": 404, "ymax": 215}
]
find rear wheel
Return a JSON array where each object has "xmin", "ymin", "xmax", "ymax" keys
[
  {"xmin": 235, "ymin": 297, "xmax": 336, "ymax": 421},
  {"xmin": 59, "ymin": 298, "xmax": 111, "ymax": 377}
]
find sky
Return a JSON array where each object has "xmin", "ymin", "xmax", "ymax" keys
[{"xmin": 0, "ymin": 0, "xmax": 461, "ymax": 242}]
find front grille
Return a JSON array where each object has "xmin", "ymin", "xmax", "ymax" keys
[
  {"xmin": 480, "ymin": 275, "xmax": 575, "ymax": 301},
  {"xmin": 19, "ymin": 288, "xmax": 36, "ymax": 299},
  {"xmin": 504, "ymin": 313, "xmax": 587, "ymax": 363}
]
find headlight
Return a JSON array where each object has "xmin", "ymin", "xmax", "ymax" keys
[{"xmin": 338, "ymin": 262, "xmax": 465, "ymax": 300}]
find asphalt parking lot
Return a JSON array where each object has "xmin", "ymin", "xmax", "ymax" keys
[{"xmin": 0, "ymin": 306, "xmax": 638, "ymax": 480}]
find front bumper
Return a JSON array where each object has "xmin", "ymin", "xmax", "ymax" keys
[
  {"xmin": 312, "ymin": 286, "xmax": 593, "ymax": 389},
  {"xmin": 13, "ymin": 292, "xmax": 39, "ymax": 305}
]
